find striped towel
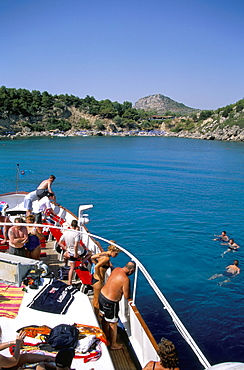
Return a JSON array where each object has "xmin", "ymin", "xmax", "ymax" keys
[{"xmin": 0, "ymin": 283, "xmax": 25, "ymax": 319}]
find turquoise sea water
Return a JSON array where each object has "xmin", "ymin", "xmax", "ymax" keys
[{"xmin": 1, "ymin": 136, "xmax": 244, "ymax": 369}]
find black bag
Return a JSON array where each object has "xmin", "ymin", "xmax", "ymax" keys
[
  {"xmin": 55, "ymin": 242, "xmax": 62, "ymax": 254},
  {"xmin": 47, "ymin": 324, "xmax": 79, "ymax": 349},
  {"xmin": 57, "ymin": 266, "xmax": 70, "ymax": 280},
  {"xmin": 23, "ymin": 269, "xmax": 42, "ymax": 288}
]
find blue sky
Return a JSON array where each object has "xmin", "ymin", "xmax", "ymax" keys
[{"xmin": 1, "ymin": 0, "xmax": 243, "ymax": 110}]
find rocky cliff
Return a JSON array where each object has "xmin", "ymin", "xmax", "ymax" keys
[{"xmin": 133, "ymin": 93, "xmax": 199, "ymax": 114}]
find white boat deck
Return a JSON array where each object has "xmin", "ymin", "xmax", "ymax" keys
[{"xmin": 0, "ymin": 278, "xmax": 115, "ymax": 370}]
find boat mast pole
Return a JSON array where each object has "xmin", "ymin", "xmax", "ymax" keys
[{"xmin": 16, "ymin": 164, "xmax": 20, "ymax": 193}]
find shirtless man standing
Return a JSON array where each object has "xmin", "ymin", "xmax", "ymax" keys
[
  {"xmin": 99, "ymin": 261, "xmax": 136, "ymax": 350},
  {"xmin": 8, "ymin": 217, "xmax": 28, "ymax": 257},
  {"xmin": 24, "ymin": 175, "xmax": 56, "ymax": 216}
]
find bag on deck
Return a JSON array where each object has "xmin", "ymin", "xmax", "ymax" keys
[
  {"xmin": 47, "ymin": 324, "xmax": 79, "ymax": 349},
  {"xmin": 57, "ymin": 266, "xmax": 70, "ymax": 280}
]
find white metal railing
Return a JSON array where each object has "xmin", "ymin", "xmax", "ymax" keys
[
  {"xmin": 82, "ymin": 231, "xmax": 211, "ymax": 369},
  {"xmin": 0, "ymin": 222, "xmax": 211, "ymax": 369}
]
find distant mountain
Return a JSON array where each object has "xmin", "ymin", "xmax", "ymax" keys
[{"xmin": 133, "ymin": 93, "xmax": 200, "ymax": 115}]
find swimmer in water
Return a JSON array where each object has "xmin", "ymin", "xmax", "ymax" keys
[
  {"xmin": 213, "ymin": 231, "xmax": 229, "ymax": 242},
  {"xmin": 221, "ymin": 238, "xmax": 240, "ymax": 257},
  {"xmin": 208, "ymin": 260, "xmax": 240, "ymax": 285}
]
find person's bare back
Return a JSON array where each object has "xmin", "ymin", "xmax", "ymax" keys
[
  {"xmin": 101, "ymin": 267, "xmax": 130, "ymax": 302},
  {"xmin": 226, "ymin": 263, "xmax": 240, "ymax": 274},
  {"xmin": 37, "ymin": 176, "xmax": 55, "ymax": 193},
  {"xmin": 99, "ymin": 262, "xmax": 135, "ymax": 350}
]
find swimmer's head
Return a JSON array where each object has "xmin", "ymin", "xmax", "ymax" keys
[{"xmin": 234, "ymin": 260, "xmax": 239, "ymax": 266}]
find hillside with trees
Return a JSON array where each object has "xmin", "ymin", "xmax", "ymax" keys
[
  {"xmin": 0, "ymin": 86, "xmax": 244, "ymax": 141},
  {"xmin": 0, "ymin": 86, "xmax": 159, "ymax": 134},
  {"xmin": 165, "ymin": 99, "xmax": 244, "ymax": 140}
]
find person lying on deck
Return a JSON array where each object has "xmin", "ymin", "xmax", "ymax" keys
[
  {"xmin": 36, "ymin": 348, "xmax": 75, "ymax": 370},
  {"xmin": 0, "ymin": 330, "xmax": 54, "ymax": 370}
]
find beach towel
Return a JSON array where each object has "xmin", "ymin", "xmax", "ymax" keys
[
  {"xmin": 27, "ymin": 279, "xmax": 78, "ymax": 314},
  {"xmin": 0, "ymin": 283, "xmax": 25, "ymax": 319}
]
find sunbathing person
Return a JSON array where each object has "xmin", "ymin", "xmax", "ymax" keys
[
  {"xmin": 36, "ymin": 348, "xmax": 75, "ymax": 370},
  {"xmin": 0, "ymin": 330, "xmax": 53, "ymax": 370},
  {"xmin": 142, "ymin": 337, "xmax": 180, "ymax": 369},
  {"xmin": 91, "ymin": 241, "xmax": 120, "ymax": 318}
]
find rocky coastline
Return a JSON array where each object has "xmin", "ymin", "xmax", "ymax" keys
[{"xmin": 1, "ymin": 124, "xmax": 244, "ymax": 141}]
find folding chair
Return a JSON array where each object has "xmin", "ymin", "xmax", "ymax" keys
[{"xmin": 74, "ymin": 261, "xmax": 93, "ymax": 293}]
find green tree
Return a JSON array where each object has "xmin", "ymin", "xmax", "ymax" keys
[
  {"xmin": 222, "ymin": 105, "xmax": 232, "ymax": 118},
  {"xmin": 99, "ymin": 99, "xmax": 116, "ymax": 119},
  {"xmin": 94, "ymin": 119, "xmax": 105, "ymax": 131},
  {"xmin": 122, "ymin": 108, "xmax": 140, "ymax": 121},
  {"xmin": 42, "ymin": 91, "xmax": 54, "ymax": 110},
  {"xmin": 199, "ymin": 110, "xmax": 213, "ymax": 121},
  {"xmin": 78, "ymin": 118, "xmax": 92, "ymax": 129}
]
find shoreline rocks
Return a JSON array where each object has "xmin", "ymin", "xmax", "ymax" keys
[{"xmin": 1, "ymin": 125, "xmax": 244, "ymax": 141}]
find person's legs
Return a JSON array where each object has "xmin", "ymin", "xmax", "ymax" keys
[
  {"xmin": 92, "ymin": 281, "xmax": 103, "ymax": 319},
  {"xmin": 63, "ymin": 251, "xmax": 69, "ymax": 266},
  {"xmin": 208, "ymin": 273, "xmax": 223, "ymax": 280},
  {"xmin": 24, "ymin": 199, "xmax": 33, "ymax": 217},
  {"xmin": 101, "ymin": 316, "xmax": 110, "ymax": 341},
  {"xmin": 6, "ymin": 354, "xmax": 54, "ymax": 370},
  {"xmin": 30, "ymin": 245, "xmax": 41, "ymax": 260},
  {"xmin": 26, "ymin": 209, "xmax": 32, "ymax": 217},
  {"xmin": 68, "ymin": 261, "xmax": 75, "ymax": 285},
  {"xmin": 109, "ymin": 322, "xmax": 122, "ymax": 350}
]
